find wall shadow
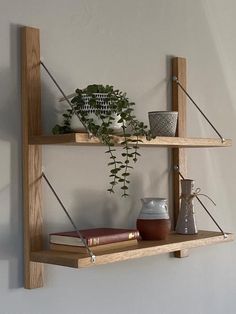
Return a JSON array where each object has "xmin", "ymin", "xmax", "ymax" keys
[
  {"xmin": 166, "ymin": 54, "xmax": 176, "ymax": 229},
  {"xmin": 0, "ymin": 24, "xmax": 23, "ymax": 288}
]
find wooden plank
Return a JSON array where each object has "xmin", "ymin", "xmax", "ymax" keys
[
  {"xmin": 172, "ymin": 57, "xmax": 188, "ymax": 258},
  {"xmin": 30, "ymin": 231, "xmax": 234, "ymax": 268},
  {"xmin": 29, "ymin": 133, "xmax": 232, "ymax": 147},
  {"xmin": 22, "ymin": 26, "xmax": 44, "ymax": 289}
]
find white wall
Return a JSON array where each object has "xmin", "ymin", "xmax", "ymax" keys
[{"xmin": 0, "ymin": 0, "xmax": 235, "ymax": 313}]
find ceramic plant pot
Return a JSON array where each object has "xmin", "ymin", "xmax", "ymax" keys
[
  {"xmin": 136, "ymin": 198, "xmax": 171, "ymax": 240},
  {"xmin": 148, "ymin": 111, "xmax": 178, "ymax": 137},
  {"xmin": 70, "ymin": 93, "xmax": 123, "ymax": 133}
]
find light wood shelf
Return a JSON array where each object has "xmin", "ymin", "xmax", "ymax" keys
[
  {"xmin": 29, "ymin": 133, "xmax": 232, "ymax": 148},
  {"xmin": 31, "ymin": 231, "xmax": 234, "ymax": 268}
]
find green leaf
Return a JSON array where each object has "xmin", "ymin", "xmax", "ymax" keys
[
  {"xmin": 108, "ymin": 162, "xmax": 116, "ymax": 166},
  {"xmin": 89, "ymin": 98, "xmax": 97, "ymax": 107},
  {"xmin": 110, "ymin": 181, "xmax": 117, "ymax": 186},
  {"xmin": 110, "ymin": 169, "xmax": 119, "ymax": 174},
  {"xmin": 107, "ymin": 189, "xmax": 115, "ymax": 193},
  {"xmin": 52, "ymin": 125, "xmax": 61, "ymax": 134},
  {"xmin": 109, "ymin": 174, "xmax": 118, "ymax": 178},
  {"xmin": 105, "ymin": 149, "xmax": 116, "ymax": 153}
]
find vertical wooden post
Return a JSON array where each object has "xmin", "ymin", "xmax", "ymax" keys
[
  {"xmin": 21, "ymin": 27, "xmax": 44, "ymax": 288},
  {"xmin": 172, "ymin": 57, "xmax": 189, "ymax": 258}
]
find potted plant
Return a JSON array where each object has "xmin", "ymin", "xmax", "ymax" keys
[{"xmin": 53, "ymin": 84, "xmax": 152, "ymax": 197}]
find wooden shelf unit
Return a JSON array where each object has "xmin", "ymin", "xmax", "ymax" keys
[{"xmin": 21, "ymin": 26, "xmax": 233, "ymax": 289}]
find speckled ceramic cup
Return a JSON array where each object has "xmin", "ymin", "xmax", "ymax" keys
[{"xmin": 148, "ymin": 111, "xmax": 178, "ymax": 137}]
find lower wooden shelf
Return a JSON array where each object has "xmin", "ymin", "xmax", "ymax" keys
[{"xmin": 30, "ymin": 230, "xmax": 233, "ymax": 269}]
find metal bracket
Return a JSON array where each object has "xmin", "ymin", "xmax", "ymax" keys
[
  {"xmin": 40, "ymin": 60, "xmax": 90, "ymax": 134},
  {"xmin": 42, "ymin": 171, "xmax": 96, "ymax": 263},
  {"xmin": 172, "ymin": 76, "xmax": 225, "ymax": 143}
]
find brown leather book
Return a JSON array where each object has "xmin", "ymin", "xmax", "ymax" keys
[
  {"xmin": 49, "ymin": 228, "xmax": 140, "ymax": 247},
  {"xmin": 50, "ymin": 239, "xmax": 138, "ymax": 254}
]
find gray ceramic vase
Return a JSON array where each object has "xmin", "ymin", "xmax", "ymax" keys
[{"xmin": 175, "ymin": 179, "xmax": 198, "ymax": 235}]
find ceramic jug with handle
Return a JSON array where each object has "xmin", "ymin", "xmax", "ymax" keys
[{"xmin": 136, "ymin": 198, "xmax": 171, "ymax": 240}]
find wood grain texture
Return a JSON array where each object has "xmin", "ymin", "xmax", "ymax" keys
[
  {"xmin": 29, "ymin": 133, "xmax": 232, "ymax": 147},
  {"xmin": 172, "ymin": 57, "xmax": 188, "ymax": 258},
  {"xmin": 31, "ymin": 231, "xmax": 234, "ymax": 268},
  {"xmin": 22, "ymin": 26, "xmax": 43, "ymax": 289}
]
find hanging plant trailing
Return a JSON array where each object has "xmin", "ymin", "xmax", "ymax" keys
[{"xmin": 53, "ymin": 84, "xmax": 152, "ymax": 197}]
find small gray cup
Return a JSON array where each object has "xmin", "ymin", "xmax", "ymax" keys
[{"xmin": 148, "ymin": 111, "xmax": 178, "ymax": 137}]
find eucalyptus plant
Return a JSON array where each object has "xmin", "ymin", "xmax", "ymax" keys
[{"xmin": 53, "ymin": 84, "xmax": 152, "ymax": 197}]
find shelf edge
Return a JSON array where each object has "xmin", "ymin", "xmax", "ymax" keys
[{"xmin": 29, "ymin": 134, "xmax": 232, "ymax": 147}]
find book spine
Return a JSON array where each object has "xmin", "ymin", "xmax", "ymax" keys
[{"xmin": 87, "ymin": 231, "xmax": 139, "ymax": 246}]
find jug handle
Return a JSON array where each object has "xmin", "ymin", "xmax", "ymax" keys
[{"xmin": 164, "ymin": 203, "xmax": 168, "ymax": 212}]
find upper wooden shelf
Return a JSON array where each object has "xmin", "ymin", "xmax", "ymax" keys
[
  {"xmin": 29, "ymin": 133, "xmax": 232, "ymax": 148},
  {"xmin": 30, "ymin": 231, "xmax": 233, "ymax": 269}
]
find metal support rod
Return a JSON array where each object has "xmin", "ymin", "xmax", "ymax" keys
[
  {"xmin": 174, "ymin": 166, "xmax": 227, "ymax": 238},
  {"xmin": 40, "ymin": 61, "xmax": 72, "ymax": 109},
  {"xmin": 42, "ymin": 172, "xmax": 96, "ymax": 263},
  {"xmin": 172, "ymin": 76, "xmax": 225, "ymax": 143},
  {"xmin": 40, "ymin": 61, "xmax": 88, "ymax": 132}
]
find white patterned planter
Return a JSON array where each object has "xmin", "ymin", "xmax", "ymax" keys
[{"xmin": 71, "ymin": 93, "xmax": 123, "ymax": 133}]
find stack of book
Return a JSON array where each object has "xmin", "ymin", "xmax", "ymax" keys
[{"xmin": 49, "ymin": 228, "xmax": 140, "ymax": 254}]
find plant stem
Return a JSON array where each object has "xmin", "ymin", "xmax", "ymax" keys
[
  {"xmin": 133, "ymin": 135, "xmax": 140, "ymax": 162},
  {"xmin": 99, "ymin": 117, "xmax": 121, "ymax": 193},
  {"xmin": 121, "ymin": 122, "xmax": 130, "ymax": 197}
]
